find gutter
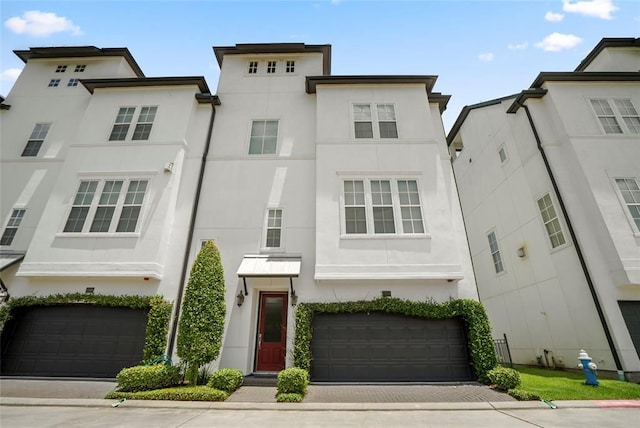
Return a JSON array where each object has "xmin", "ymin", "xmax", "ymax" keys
[
  {"xmin": 519, "ymin": 104, "xmax": 623, "ymax": 371},
  {"xmin": 166, "ymin": 95, "xmax": 219, "ymax": 357}
]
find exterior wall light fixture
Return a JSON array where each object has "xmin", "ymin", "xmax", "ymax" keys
[{"xmin": 236, "ymin": 290, "xmax": 245, "ymax": 307}]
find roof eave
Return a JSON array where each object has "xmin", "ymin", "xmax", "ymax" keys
[{"xmin": 80, "ymin": 76, "xmax": 210, "ymax": 94}]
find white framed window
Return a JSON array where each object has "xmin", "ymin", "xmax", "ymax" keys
[
  {"xmin": 109, "ymin": 106, "xmax": 157, "ymax": 141},
  {"xmin": 21, "ymin": 123, "xmax": 51, "ymax": 157},
  {"xmin": 487, "ymin": 230, "xmax": 504, "ymax": 274},
  {"xmin": 63, "ymin": 178, "xmax": 148, "ymax": 234},
  {"xmin": 537, "ymin": 193, "xmax": 566, "ymax": 249},
  {"xmin": 248, "ymin": 61, "xmax": 258, "ymax": 74},
  {"xmin": 1, "ymin": 209, "xmax": 26, "ymax": 246},
  {"xmin": 353, "ymin": 103, "xmax": 398, "ymax": 139},
  {"xmin": 48, "ymin": 79, "xmax": 60, "ymax": 87},
  {"xmin": 614, "ymin": 178, "xmax": 640, "ymax": 231},
  {"xmin": 74, "ymin": 64, "xmax": 86, "ymax": 72},
  {"xmin": 286, "ymin": 60, "xmax": 295, "ymax": 73},
  {"xmin": 249, "ymin": 120, "xmax": 278, "ymax": 154},
  {"xmin": 264, "ymin": 208, "xmax": 284, "ymax": 248},
  {"xmin": 498, "ymin": 145, "xmax": 508, "ymax": 163},
  {"xmin": 590, "ymin": 98, "xmax": 640, "ymax": 134},
  {"xmin": 55, "ymin": 65, "xmax": 67, "ymax": 73},
  {"xmin": 267, "ymin": 61, "xmax": 276, "ymax": 73},
  {"xmin": 67, "ymin": 78, "xmax": 80, "ymax": 87},
  {"xmin": 342, "ymin": 178, "xmax": 425, "ymax": 236}
]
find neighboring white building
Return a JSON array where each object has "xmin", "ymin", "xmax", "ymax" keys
[
  {"xmin": 0, "ymin": 46, "xmax": 215, "ymax": 377},
  {"xmin": 190, "ymin": 43, "xmax": 478, "ymax": 382},
  {"xmin": 447, "ymin": 38, "xmax": 640, "ymax": 380}
]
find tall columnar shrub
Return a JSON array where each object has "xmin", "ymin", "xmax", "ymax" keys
[{"xmin": 176, "ymin": 240, "xmax": 226, "ymax": 385}]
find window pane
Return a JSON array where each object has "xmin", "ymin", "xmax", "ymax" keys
[
  {"xmin": 132, "ymin": 124, "xmax": 152, "ymax": 140},
  {"xmin": 249, "ymin": 120, "xmax": 278, "ymax": 154},
  {"xmin": 63, "ymin": 207, "xmax": 89, "ymax": 232},
  {"xmin": 21, "ymin": 140, "xmax": 43, "ymax": 157},
  {"xmin": 73, "ymin": 181, "xmax": 98, "ymax": 206},
  {"xmin": 116, "ymin": 206, "xmax": 141, "ymax": 232},
  {"xmin": 354, "ymin": 122, "xmax": 373, "ymax": 138},
  {"xmin": 379, "ymin": 122, "xmax": 398, "ymax": 138},
  {"xmin": 398, "ymin": 180, "xmax": 424, "ymax": 233},
  {"xmin": 266, "ymin": 229, "xmax": 281, "ymax": 247},
  {"xmin": 377, "ymin": 104, "xmax": 396, "ymax": 121},
  {"xmin": 345, "ymin": 207, "xmax": 367, "ymax": 234},
  {"xmin": 90, "ymin": 207, "xmax": 115, "ymax": 232},
  {"xmin": 353, "ymin": 105, "xmax": 371, "ymax": 120},
  {"xmin": 124, "ymin": 180, "xmax": 147, "ymax": 204},
  {"xmin": 0, "ymin": 228, "xmax": 17, "ymax": 246},
  {"xmin": 373, "ymin": 206, "xmax": 395, "ymax": 233},
  {"xmin": 109, "ymin": 107, "xmax": 135, "ymax": 141},
  {"xmin": 109, "ymin": 124, "xmax": 130, "ymax": 141},
  {"xmin": 99, "ymin": 180, "xmax": 123, "ymax": 204}
]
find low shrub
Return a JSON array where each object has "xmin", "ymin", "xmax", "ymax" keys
[
  {"xmin": 208, "ymin": 368, "xmax": 244, "ymax": 393},
  {"xmin": 508, "ymin": 388, "xmax": 540, "ymax": 401},
  {"xmin": 116, "ymin": 364, "xmax": 181, "ymax": 392},
  {"xmin": 277, "ymin": 367, "xmax": 309, "ymax": 396},
  {"xmin": 488, "ymin": 366, "xmax": 521, "ymax": 391},
  {"xmin": 106, "ymin": 386, "xmax": 228, "ymax": 401},
  {"xmin": 276, "ymin": 392, "xmax": 304, "ymax": 402}
]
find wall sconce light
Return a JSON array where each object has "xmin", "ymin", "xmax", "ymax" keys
[
  {"xmin": 381, "ymin": 290, "xmax": 391, "ymax": 297},
  {"xmin": 85, "ymin": 287, "xmax": 95, "ymax": 294},
  {"xmin": 236, "ymin": 290, "xmax": 245, "ymax": 307},
  {"xmin": 0, "ymin": 288, "xmax": 9, "ymax": 304},
  {"xmin": 164, "ymin": 162, "xmax": 174, "ymax": 173},
  {"xmin": 290, "ymin": 290, "xmax": 298, "ymax": 307},
  {"xmin": 517, "ymin": 247, "xmax": 526, "ymax": 258}
]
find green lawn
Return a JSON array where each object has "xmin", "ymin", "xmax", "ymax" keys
[{"xmin": 516, "ymin": 367, "xmax": 640, "ymax": 401}]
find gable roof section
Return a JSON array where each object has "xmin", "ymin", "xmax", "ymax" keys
[
  {"xmin": 13, "ymin": 46, "xmax": 145, "ymax": 77},
  {"xmin": 574, "ymin": 37, "xmax": 640, "ymax": 72},
  {"xmin": 213, "ymin": 43, "xmax": 332, "ymax": 75},
  {"xmin": 306, "ymin": 75, "xmax": 450, "ymax": 112}
]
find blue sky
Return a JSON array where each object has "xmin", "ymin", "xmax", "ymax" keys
[{"xmin": 2, "ymin": 0, "xmax": 639, "ymax": 131}]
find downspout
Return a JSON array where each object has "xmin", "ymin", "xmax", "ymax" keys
[
  {"xmin": 167, "ymin": 96, "xmax": 217, "ymax": 357},
  {"xmin": 521, "ymin": 104, "xmax": 623, "ymax": 371}
]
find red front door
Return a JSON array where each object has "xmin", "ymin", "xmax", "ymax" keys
[{"xmin": 256, "ymin": 292, "xmax": 288, "ymax": 372}]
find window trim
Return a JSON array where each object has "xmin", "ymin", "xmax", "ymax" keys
[
  {"xmin": 352, "ymin": 103, "xmax": 398, "ymax": 140},
  {"xmin": 48, "ymin": 79, "xmax": 60, "ymax": 87},
  {"xmin": 74, "ymin": 64, "xmax": 86, "ymax": 72},
  {"xmin": 536, "ymin": 192, "xmax": 568, "ymax": 251},
  {"xmin": 248, "ymin": 119, "xmax": 279, "ymax": 155},
  {"xmin": 487, "ymin": 229, "xmax": 505, "ymax": 275},
  {"xmin": 262, "ymin": 207, "xmax": 285, "ymax": 251},
  {"xmin": 339, "ymin": 174, "xmax": 427, "ymax": 238},
  {"xmin": 1, "ymin": 208, "xmax": 26, "ymax": 246},
  {"xmin": 60, "ymin": 176, "xmax": 151, "ymax": 236},
  {"xmin": 589, "ymin": 98, "xmax": 640, "ymax": 134},
  {"xmin": 108, "ymin": 106, "xmax": 158, "ymax": 142},
  {"xmin": 612, "ymin": 176, "xmax": 640, "ymax": 235},
  {"xmin": 21, "ymin": 123, "xmax": 52, "ymax": 157}
]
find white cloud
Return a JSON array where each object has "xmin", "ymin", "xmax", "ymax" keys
[
  {"xmin": 535, "ymin": 33, "xmax": 582, "ymax": 52},
  {"xmin": 1, "ymin": 68, "xmax": 22, "ymax": 81},
  {"xmin": 508, "ymin": 42, "xmax": 528, "ymax": 50},
  {"xmin": 5, "ymin": 10, "xmax": 82, "ymax": 37},
  {"xmin": 562, "ymin": 0, "xmax": 619, "ymax": 20},
  {"xmin": 478, "ymin": 53, "xmax": 494, "ymax": 62},
  {"xmin": 545, "ymin": 11, "xmax": 565, "ymax": 22}
]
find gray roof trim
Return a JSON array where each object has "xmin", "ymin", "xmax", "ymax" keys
[
  {"xmin": 13, "ymin": 46, "xmax": 145, "ymax": 77},
  {"xmin": 213, "ymin": 43, "xmax": 332, "ymax": 75},
  {"xmin": 575, "ymin": 38, "xmax": 640, "ymax": 71},
  {"xmin": 427, "ymin": 92, "xmax": 451, "ymax": 113},
  {"xmin": 506, "ymin": 89, "xmax": 548, "ymax": 114},
  {"xmin": 195, "ymin": 94, "xmax": 221, "ymax": 105},
  {"xmin": 0, "ymin": 251, "xmax": 26, "ymax": 271},
  {"xmin": 80, "ymin": 77, "xmax": 210, "ymax": 94},
  {"xmin": 530, "ymin": 71, "xmax": 640, "ymax": 88},
  {"xmin": 306, "ymin": 75, "xmax": 438, "ymax": 93},
  {"xmin": 446, "ymin": 94, "xmax": 520, "ymax": 146}
]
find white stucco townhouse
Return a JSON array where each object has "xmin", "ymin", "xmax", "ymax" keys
[
  {"xmin": 192, "ymin": 43, "xmax": 479, "ymax": 382},
  {"xmin": 0, "ymin": 46, "xmax": 216, "ymax": 377},
  {"xmin": 447, "ymin": 38, "xmax": 640, "ymax": 381}
]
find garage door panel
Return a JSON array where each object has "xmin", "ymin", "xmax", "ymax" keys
[
  {"xmin": 619, "ymin": 301, "xmax": 640, "ymax": 358},
  {"xmin": 311, "ymin": 312, "xmax": 473, "ymax": 382},
  {"xmin": 1, "ymin": 305, "xmax": 148, "ymax": 378}
]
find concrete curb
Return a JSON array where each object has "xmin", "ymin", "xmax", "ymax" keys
[{"xmin": 0, "ymin": 397, "xmax": 591, "ymax": 411}]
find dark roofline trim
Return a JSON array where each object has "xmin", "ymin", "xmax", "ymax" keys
[
  {"xmin": 574, "ymin": 37, "xmax": 640, "ymax": 72},
  {"xmin": 428, "ymin": 93, "xmax": 451, "ymax": 113},
  {"xmin": 195, "ymin": 94, "xmax": 221, "ymax": 105},
  {"xmin": 213, "ymin": 43, "xmax": 332, "ymax": 75},
  {"xmin": 80, "ymin": 77, "xmax": 210, "ymax": 94},
  {"xmin": 306, "ymin": 75, "xmax": 438, "ymax": 93},
  {"xmin": 506, "ymin": 88, "xmax": 548, "ymax": 114},
  {"xmin": 530, "ymin": 71, "xmax": 640, "ymax": 88},
  {"xmin": 14, "ymin": 46, "xmax": 145, "ymax": 77},
  {"xmin": 446, "ymin": 93, "xmax": 520, "ymax": 146}
]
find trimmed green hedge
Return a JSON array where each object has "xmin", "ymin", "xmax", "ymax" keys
[
  {"xmin": 116, "ymin": 364, "xmax": 181, "ymax": 392},
  {"xmin": 208, "ymin": 368, "xmax": 244, "ymax": 393},
  {"xmin": 106, "ymin": 386, "xmax": 229, "ymax": 401},
  {"xmin": 0, "ymin": 293, "xmax": 172, "ymax": 364},
  {"xmin": 294, "ymin": 297, "xmax": 497, "ymax": 383}
]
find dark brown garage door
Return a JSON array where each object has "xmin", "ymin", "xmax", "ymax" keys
[
  {"xmin": 1, "ymin": 305, "xmax": 148, "ymax": 378},
  {"xmin": 311, "ymin": 312, "xmax": 473, "ymax": 382},
  {"xmin": 619, "ymin": 301, "xmax": 640, "ymax": 358}
]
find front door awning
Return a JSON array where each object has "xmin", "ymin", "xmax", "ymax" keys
[{"xmin": 236, "ymin": 254, "xmax": 301, "ymax": 278}]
